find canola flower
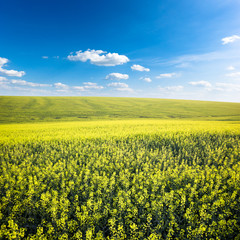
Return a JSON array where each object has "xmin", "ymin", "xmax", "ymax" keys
[{"xmin": 0, "ymin": 119, "xmax": 240, "ymax": 239}]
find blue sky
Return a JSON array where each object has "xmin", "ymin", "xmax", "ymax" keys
[{"xmin": 1, "ymin": 0, "xmax": 240, "ymax": 102}]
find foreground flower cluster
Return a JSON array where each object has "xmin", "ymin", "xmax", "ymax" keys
[{"xmin": 0, "ymin": 120, "xmax": 240, "ymax": 239}]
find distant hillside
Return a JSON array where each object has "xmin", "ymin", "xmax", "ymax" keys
[{"xmin": 0, "ymin": 96, "xmax": 240, "ymax": 123}]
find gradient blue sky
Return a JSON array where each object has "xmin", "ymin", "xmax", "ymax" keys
[{"xmin": 1, "ymin": 0, "xmax": 240, "ymax": 101}]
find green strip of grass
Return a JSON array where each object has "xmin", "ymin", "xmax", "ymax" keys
[{"xmin": 0, "ymin": 96, "xmax": 240, "ymax": 123}]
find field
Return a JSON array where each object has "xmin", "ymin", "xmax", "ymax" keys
[
  {"xmin": 0, "ymin": 97, "xmax": 240, "ymax": 239},
  {"xmin": 1, "ymin": 96, "xmax": 240, "ymax": 123}
]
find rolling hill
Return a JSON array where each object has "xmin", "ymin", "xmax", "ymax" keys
[{"xmin": 0, "ymin": 96, "xmax": 240, "ymax": 123}]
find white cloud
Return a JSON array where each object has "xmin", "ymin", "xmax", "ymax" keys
[
  {"xmin": 165, "ymin": 50, "xmax": 239, "ymax": 67},
  {"xmin": 83, "ymin": 82, "xmax": 104, "ymax": 89},
  {"xmin": 159, "ymin": 85, "xmax": 183, "ymax": 91},
  {"xmin": 107, "ymin": 82, "xmax": 133, "ymax": 92},
  {"xmin": 156, "ymin": 73, "xmax": 176, "ymax": 79},
  {"xmin": 114, "ymin": 87, "xmax": 133, "ymax": 92},
  {"xmin": 0, "ymin": 57, "xmax": 8, "ymax": 67},
  {"xmin": 83, "ymin": 82, "xmax": 97, "ymax": 86},
  {"xmin": 0, "ymin": 76, "xmax": 7, "ymax": 81},
  {"xmin": 222, "ymin": 35, "xmax": 240, "ymax": 45},
  {"xmin": 73, "ymin": 82, "xmax": 104, "ymax": 91},
  {"xmin": 0, "ymin": 57, "xmax": 25, "ymax": 77},
  {"xmin": 215, "ymin": 83, "xmax": 240, "ymax": 91},
  {"xmin": 227, "ymin": 66, "xmax": 235, "ymax": 71},
  {"xmin": 140, "ymin": 77, "xmax": 152, "ymax": 82},
  {"xmin": 55, "ymin": 89, "xmax": 69, "ymax": 93},
  {"xmin": 131, "ymin": 64, "xmax": 150, "ymax": 72},
  {"xmin": 73, "ymin": 86, "xmax": 85, "ymax": 91},
  {"xmin": 54, "ymin": 82, "xmax": 69, "ymax": 89},
  {"xmin": 11, "ymin": 79, "xmax": 51, "ymax": 87},
  {"xmin": 107, "ymin": 82, "xmax": 128, "ymax": 88},
  {"xmin": 166, "ymin": 86, "xmax": 183, "ymax": 91},
  {"xmin": 84, "ymin": 85, "xmax": 104, "ymax": 90},
  {"xmin": 189, "ymin": 81, "xmax": 212, "ymax": 88},
  {"xmin": 0, "ymin": 84, "xmax": 52, "ymax": 93},
  {"xmin": 105, "ymin": 73, "xmax": 129, "ymax": 80},
  {"xmin": 0, "ymin": 81, "xmax": 9, "ymax": 86},
  {"xmin": 0, "ymin": 68, "xmax": 25, "ymax": 77},
  {"xmin": 67, "ymin": 49, "xmax": 129, "ymax": 66},
  {"xmin": 226, "ymin": 72, "xmax": 240, "ymax": 77},
  {"xmin": 176, "ymin": 62, "xmax": 191, "ymax": 68},
  {"xmin": 0, "ymin": 83, "xmax": 10, "ymax": 89}
]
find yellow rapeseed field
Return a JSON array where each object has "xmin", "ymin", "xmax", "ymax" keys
[{"xmin": 1, "ymin": 119, "xmax": 240, "ymax": 239}]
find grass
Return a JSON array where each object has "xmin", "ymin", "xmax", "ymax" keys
[{"xmin": 0, "ymin": 96, "xmax": 240, "ymax": 123}]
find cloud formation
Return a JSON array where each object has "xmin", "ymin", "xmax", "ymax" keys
[
  {"xmin": 159, "ymin": 85, "xmax": 183, "ymax": 91},
  {"xmin": 11, "ymin": 79, "xmax": 51, "ymax": 87},
  {"xmin": 189, "ymin": 81, "xmax": 212, "ymax": 88},
  {"xmin": 0, "ymin": 57, "xmax": 8, "ymax": 67},
  {"xmin": 0, "ymin": 76, "xmax": 7, "ymax": 82},
  {"xmin": 0, "ymin": 78, "xmax": 52, "ymax": 89},
  {"xmin": 140, "ymin": 77, "xmax": 152, "ymax": 82},
  {"xmin": 73, "ymin": 82, "xmax": 104, "ymax": 91},
  {"xmin": 83, "ymin": 82, "xmax": 104, "ymax": 90},
  {"xmin": 83, "ymin": 82, "xmax": 97, "ymax": 86},
  {"xmin": 107, "ymin": 82, "xmax": 133, "ymax": 92},
  {"xmin": 131, "ymin": 64, "xmax": 150, "ymax": 72},
  {"xmin": 226, "ymin": 72, "xmax": 240, "ymax": 77},
  {"xmin": 227, "ymin": 66, "xmax": 235, "ymax": 71},
  {"xmin": 107, "ymin": 82, "xmax": 128, "ymax": 88},
  {"xmin": 67, "ymin": 49, "xmax": 129, "ymax": 66},
  {"xmin": 156, "ymin": 73, "xmax": 176, "ymax": 79},
  {"xmin": 0, "ymin": 68, "xmax": 25, "ymax": 77},
  {"xmin": 73, "ymin": 86, "xmax": 85, "ymax": 91},
  {"xmin": 106, "ymin": 73, "xmax": 129, "ymax": 80},
  {"xmin": 54, "ymin": 82, "xmax": 69, "ymax": 89},
  {"xmin": 164, "ymin": 49, "xmax": 240, "ymax": 68},
  {"xmin": 0, "ymin": 57, "xmax": 25, "ymax": 77},
  {"xmin": 222, "ymin": 35, "xmax": 240, "ymax": 45},
  {"xmin": 216, "ymin": 83, "xmax": 240, "ymax": 92}
]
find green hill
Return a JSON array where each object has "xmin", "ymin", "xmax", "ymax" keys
[{"xmin": 0, "ymin": 96, "xmax": 240, "ymax": 123}]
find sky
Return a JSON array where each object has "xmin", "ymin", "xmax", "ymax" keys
[{"xmin": 1, "ymin": 0, "xmax": 240, "ymax": 102}]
